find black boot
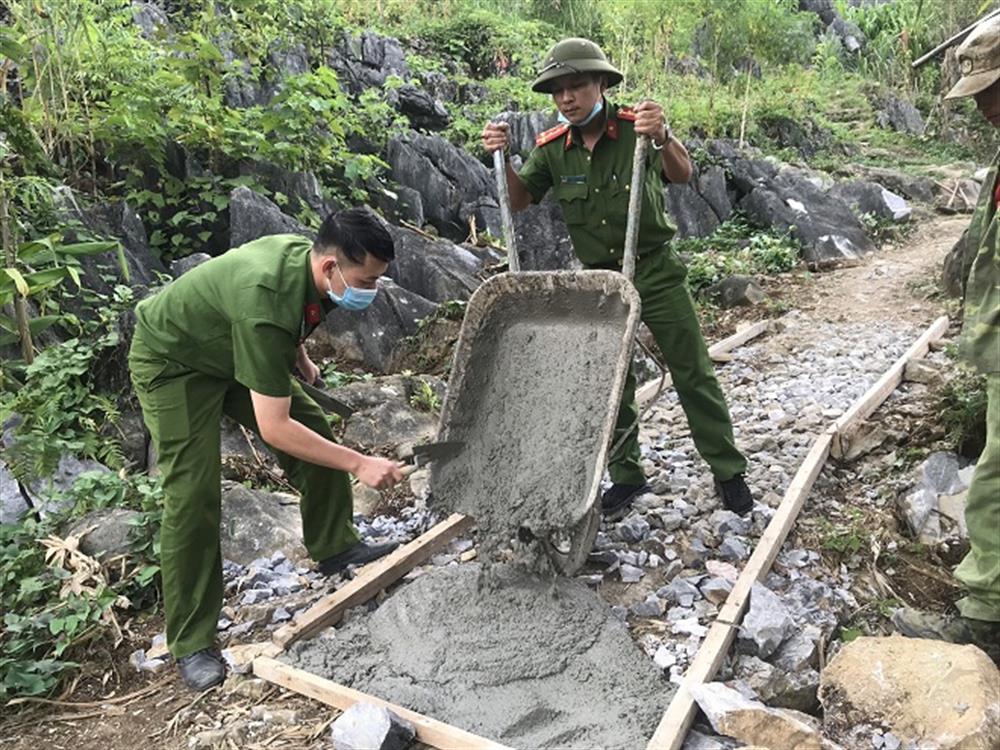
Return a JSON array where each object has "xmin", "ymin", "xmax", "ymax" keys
[
  {"xmin": 317, "ymin": 540, "xmax": 399, "ymax": 576},
  {"xmin": 177, "ymin": 648, "xmax": 225, "ymax": 691},
  {"xmin": 716, "ymin": 474, "xmax": 754, "ymax": 516},
  {"xmin": 601, "ymin": 483, "xmax": 650, "ymax": 519}
]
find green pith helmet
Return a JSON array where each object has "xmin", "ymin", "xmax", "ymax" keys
[{"xmin": 531, "ymin": 37, "xmax": 623, "ymax": 94}]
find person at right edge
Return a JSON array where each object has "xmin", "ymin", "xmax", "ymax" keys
[
  {"xmin": 481, "ymin": 38, "xmax": 754, "ymax": 519},
  {"xmin": 893, "ymin": 15, "xmax": 1000, "ymax": 660}
]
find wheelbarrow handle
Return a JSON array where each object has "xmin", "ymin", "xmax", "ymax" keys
[
  {"xmin": 622, "ymin": 135, "xmax": 648, "ymax": 282},
  {"xmin": 492, "ymin": 145, "xmax": 520, "ymax": 272}
]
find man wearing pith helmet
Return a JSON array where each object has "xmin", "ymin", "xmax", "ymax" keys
[
  {"xmin": 894, "ymin": 14, "xmax": 1000, "ymax": 659},
  {"xmin": 482, "ymin": 38, "xmax": 755, "ymax": 518}
]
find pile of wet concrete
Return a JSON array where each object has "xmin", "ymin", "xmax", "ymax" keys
[{"xmin": 284, "ymin": 563, "xmax": 673, "ymax": 748}]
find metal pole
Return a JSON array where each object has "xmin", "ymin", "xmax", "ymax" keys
[{"xmin": 492, "ymin": 146, "xmax": 520, "ymax": 272}]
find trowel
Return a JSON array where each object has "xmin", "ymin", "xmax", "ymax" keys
[{"xmin": 408, "ymin": 440, "xmax": 464, "ymax": 468}]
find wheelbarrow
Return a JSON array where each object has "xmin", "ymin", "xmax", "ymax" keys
[{"xmin": 427, "ymin": 135, "xmax": 651, "ymax": 575}]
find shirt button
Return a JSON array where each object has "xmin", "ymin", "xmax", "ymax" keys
[
  {"xmin": 601, "ymin": 219, "xmax": 607, "ymax": 225},
  {"xmin": 625, "ymin": 184, "xmax": 630, "ymax": 191},
  {"xmin": 594, "ymin": 188, "xmax": 600, "ymax": 193}
]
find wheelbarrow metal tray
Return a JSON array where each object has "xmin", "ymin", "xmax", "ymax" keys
[{"xmin": 430, "ymin": 270, "xmax": 642, "ymax": 536}]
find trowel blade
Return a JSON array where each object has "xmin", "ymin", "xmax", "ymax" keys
[{"xmin": 411, "ymin": 441, "xmax": 464, "ymax": 466}]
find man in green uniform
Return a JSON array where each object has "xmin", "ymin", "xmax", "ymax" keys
[
  {"xmin": 482, "ymin": 38, "xmax": 753, "ymax": 518},
  {"xmin": 129, "ymin": 209, "xmax": 408, "ymax": 690},
  {"xmin": 894, "ymin": 16, "xmax": 1000, "ymax": 659}
]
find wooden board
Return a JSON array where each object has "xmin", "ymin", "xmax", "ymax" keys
[
  {"xmin": 273, "ymin": 513, "xmax": 473, "ymax": 648},
  {"xmin": 645, "ymin": 315, "xmax": 950, "ymax": 750},
  {"xmin": 254, "ymin": 656, "xmax": 513, "ymax": 750},
  {"xmin": 831, "ymin": 315, "xmax": 948, "ymax": 456},
  {"xmin": 645, "ymin": 621, "xmax": 737, "ymax": 750},
  {"xmin": 637, "ymin": 319, "xmax": 771, "ymax": 406}
]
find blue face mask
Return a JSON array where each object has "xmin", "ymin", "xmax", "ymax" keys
[
  {"xmin": 558, "ymin": 98, "xmax": 604, "ymax": 127},
  {"xmin": 326, "ymin": 265, "xmax": 378, "ymax": 311}
]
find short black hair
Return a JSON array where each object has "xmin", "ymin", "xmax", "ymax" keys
[{"xmin": 314, "ymin": 208, "xmax": 394, "ymax": 264}]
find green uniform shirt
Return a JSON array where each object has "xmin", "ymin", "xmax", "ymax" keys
[
  {"xmin": 517, "ymin": 101, "xmax": 678, "ymax": 266},
  {"xmin": 134, "ymin": 234, "xmax": 331, "ymax": 397},
  {"xmin": 961, "ymin": 149, "xmax": 999, "ymax": 374}
]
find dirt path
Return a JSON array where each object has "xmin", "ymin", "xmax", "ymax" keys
[
  {"xmin": 0, "ymin": 214, "xmax": 971, "ymax": 750},
  {"xmin": 781, "ymin": 214, "xmax": 966, "ymax": 325}
]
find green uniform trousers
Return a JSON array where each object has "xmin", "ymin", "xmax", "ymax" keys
[
  {"xmin": 128, "ymin": 336, "xmax": 358, "ymax": 659},
  {"xmin": 594, "ymin": 250, "xmax": 747, "ymax": 485},
  {"xmin": 954, "ymin": 373, "xmax": 1000, "ymax": 622}
]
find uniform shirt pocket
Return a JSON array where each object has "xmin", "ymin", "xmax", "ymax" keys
[{"xmin": 554, "ymin": 182, "xmax": 589, "ymax": 224}]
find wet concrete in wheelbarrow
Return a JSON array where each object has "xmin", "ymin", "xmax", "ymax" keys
[
  {"xmin": 284, "ymin": 564, "xmax": 673, "ymax": 749},
  {"xmin": 429, "ymin": 279, "xmax": 638, "ymax": 566}
]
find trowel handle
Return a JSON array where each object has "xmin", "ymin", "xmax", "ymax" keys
[
  {"xmin": 622, "ymin": 135, "xmax": 648, "ymax": 282},
  {"xmin": 493, "ymin": 143, "xmax": 520, "ymax": 273}
]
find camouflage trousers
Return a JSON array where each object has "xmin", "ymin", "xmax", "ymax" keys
[{"xmin": 954, "ymin": 374, "xmax": 1000, "ymax": 622}]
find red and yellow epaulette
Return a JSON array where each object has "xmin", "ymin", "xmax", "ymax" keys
[
  {"xmin": 535, "ymin": 123, "xmax": 570, "ymax": 147},
  {"xmin": 617, "ymin": 106, "xmax": 637, "ymax": 121}
]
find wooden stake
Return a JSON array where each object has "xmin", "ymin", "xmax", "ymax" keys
[
  {"xmin": 273, "ymin": 513, "xmax": 473, "ymax": 648},
  {"xmin": 253, "ymin": 657, "xmax": 513, "ymax": 750}
]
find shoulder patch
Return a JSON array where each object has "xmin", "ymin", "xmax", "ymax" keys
[
  {"xmin": 617, "ymin": 107, "xmax": 637, "ymax": 122},
  {"xmin": 535, "ymin": 123, "xmax": 570, "ymax": 147}
]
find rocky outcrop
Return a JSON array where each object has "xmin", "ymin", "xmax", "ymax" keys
[
  {"xmin": 334, "ymin": 374, "xmax": 445, "ymax": 452},
  {"xmin": 220, "ymin": 482, "xmax": 308, "ymax": 565},
  {"xmin": 387, "ymin": 131, "xmax": 500, "ymax": 241},
  {"xmin": 314, "ymin": 280, "xmax": 437, "ymax": 373},
  {"xmin": 228, "ymin": 186, "xmax": 311, "ymax": 248},
  {"xmin": 385, "ymin": 225, "xmax": 485, "ymax": 303},
  {"xmin": 820, "ymin": 636, "xmax": 1000, "ymax": 750}
]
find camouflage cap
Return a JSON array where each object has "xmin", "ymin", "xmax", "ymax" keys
[
  {"xmin": 531, "ymin": 37, "xmax": 623, "ymax": 94},
  {"xmin": 945, "ymin": 15, "xmax": 1000, "ymax": 99}
]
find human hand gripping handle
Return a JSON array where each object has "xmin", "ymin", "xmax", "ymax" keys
[
  {"xmin": 355, "ymin": 455, "xmax": 410, "ymax": 490},
  {"xmin": 487, "ymin": 120, "xmax": 520, "ymax": 272}
]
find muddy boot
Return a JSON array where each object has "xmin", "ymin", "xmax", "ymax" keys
[
  {"xmin": 317, "ymin": 541, "xmax": 399, "ymax": 576},
  {"xmin": 892, "ymin": 607, "xmax": 1000, "ymax": 661},
  {"xmin": 716, "ymin": 474, "xmax": 754, "ymax": 516},
  {"xmin": 177, "ymin": 648, "xmax": 226, "ymax": 691},
  {"xmin": 601, "ymin": 483, "xmax": 649, "ymax": 520}
]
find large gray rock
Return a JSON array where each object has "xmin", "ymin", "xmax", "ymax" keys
[
  {"xmin": 689, "ymin": 682, "xmax": 832, "ymax": 750},
  {"xmin": 703, "ymin": 140, "xmax": 779, "ymax": 199},
  {"xmin": 334, "ymin": 374, "xmax": 444, "ymax": 451},
  {"xmin": 237, "ymin": 161, "xmax": 334, "ymax": 217},
  {"xmin": 734, "ymin": 654, "xmax": 819, "ymax": 712},
  {"xmin": 387, "ymin": 132, "xmax": 499, "ymax": 241},
  {"xmin": 25, "ymin": 456, "xmax": 112, "ymax": 518},
  {"xmin": 327, "ymin": 31, "xmax": 409, "ymax": 95},
  {"xmin": 314, "ymin": 280, "xmax": 437, "ymax": 373},
  {"xmin": 698, "ymin": 165, "xmax": 733, "ymax": 223},
  {"xmin": 223, "ymin": 42, "xmax": 310, "ymax": 109},
  {"xmin": 920, "ymin": 451, "xmax": 967, "ymax": 495},
  {"xmin": 830, "ymin": 180, "xmax": 911, "ymax": 222},
  {"xmin": 386, "ymin": 225, "xmax": 484, "ymax": 303},
  {"xmin": 330, "ymin": 702, "xmax": 415, "ymax": 750},
  {"xmin": 738, "ymin": 583, "xmax": 796, "ymax": 659},
  {"xmin": 876, "ymin": 95, "xmax": 925, "ymax": 135},
  {"xmin": 845, "ymin": 165, "xmax": 934, "ymax": 203},
  {"xmin": 131, "ymin": 1, "xmax": 168, "ymax": 37},
  {"xmin": 665, "ymin": 183, "xmax": 720, "ymax": 238},
  {"xmin": 1, "ymin": 461, "xmax": 29, "ymax": 524},
  {"xmin": 739, "ymin": 170, "xmax": 875, "ymax": 266},
  {"xmin": 705, "ymin": 276, "xmax": 767, "ymax": 307},
  {"xmin": 495, "ymin": 110, "xmax": 559, "ymax": 157},
  {"xmin": 512, "ymin": 196, "xmax": 579, "ymax": 271},
  {"xmin": 228, "ymin": 186, "xmax": 311, "ymax": 248},
  {"xmin": 169, "ymin": 253, "xmax": 212, "ymax": 278},
  {"xmin": 64, "ymin": 508, "xmax": 143, "ymax": 562},
  {"xmin": 390, "ymin": 84, "xmax": 451, "ymax": 131},
  {"xmin": 55, "ymin": 190, "xmax": 167, "ymax": 303},
  {"xmin": 220, "ymin": 482, "xmax": 307, "ymax": 565}
]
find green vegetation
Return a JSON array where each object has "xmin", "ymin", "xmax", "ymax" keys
[
  {"xmin": 939, "ymin": 363, "xmax": 988, "ymax": 458},
  {"xmin": 674, "ymin": 214, "xmax": 800, "ymax": 294},
  {"xmin": 1, "ymin": 0, "xmax": 993, "ymax": 700}
]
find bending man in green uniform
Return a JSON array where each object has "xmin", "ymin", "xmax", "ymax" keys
[
  {"xmin": 894, "ymin": 16, "xmax": 1000, "ymax": 658},
  {"xmin": 482, "ymin": 38, "xmax": 753, "ymax": 518},
  {"xmin": 129, "ymin": 209, "xmax": 408, "ymax": 690}
]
